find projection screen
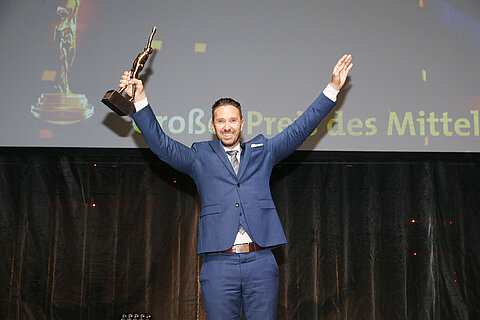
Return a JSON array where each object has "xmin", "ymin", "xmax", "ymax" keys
[{"xmin": 1, "ymin": 0, "xmax": 479, "ymax": 151}]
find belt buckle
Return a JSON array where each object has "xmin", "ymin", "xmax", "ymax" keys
[{"xmin": 235, "ymin": 243, "xmax": 250, "ymax": 253}]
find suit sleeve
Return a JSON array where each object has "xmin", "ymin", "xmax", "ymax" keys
[
  {"xmin": 132, "ymin": 105, "xmax": 196, "ymax": 177},
  {"xmin": 268, "ymin": 93, "xmax": 336, "ymax": 163}
]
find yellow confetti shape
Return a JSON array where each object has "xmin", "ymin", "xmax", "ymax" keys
[
  {"xmin": 194, "ymin": 42, "xmax": 207, "ymax": 53},
  {"xmin": 419, "ymin": 0, "xmax": 424, "ymax": 8},
  {"xmin": 41, "ymin": 70, "xmax": 57, "ymax": 82},
  {"xmin": 422, "ymin": 69, "xmax": 427, "ymax": 82},
  {"xmin": 152, "ymin": 40, "xmax": 163, "ymax": 50},
  {"xmin": 424, "ymin": 136, "xmax": 429, "ymax": 147}
]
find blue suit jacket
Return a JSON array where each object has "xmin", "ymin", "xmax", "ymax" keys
[{"xmin": 132, "ymin": 93, "xmax": 335, "ymax": 254}]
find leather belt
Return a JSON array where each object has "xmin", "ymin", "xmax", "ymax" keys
[{"xmin": 222, "ymin": 243, "xmax": 264, "ymax": 253}]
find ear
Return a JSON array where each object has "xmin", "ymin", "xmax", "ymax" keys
[
  {"xmin": 211, "ymin": 119, "xmax": 216, "ymax": 134},
  {"xmin": 240, "ymin": 118, "xmax": 244, "ymax": 132}
]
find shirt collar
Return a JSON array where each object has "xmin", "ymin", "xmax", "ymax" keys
[{"xmin": 223, "ymin": 143, "xmax": 242, "ymax": 154}]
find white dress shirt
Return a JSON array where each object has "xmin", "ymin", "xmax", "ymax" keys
[{"xmin": 223, "ymin": 144, "xmax": 254, "ymax": 245}]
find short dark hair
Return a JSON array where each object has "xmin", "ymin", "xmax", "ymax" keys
[{"xmin": 212, "ymin": 98, "xmax": 243, "ymax": 121}]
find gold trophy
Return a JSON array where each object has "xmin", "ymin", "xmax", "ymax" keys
[
  {"xmin": 102, "ymin": 26, "xmax": 157, "ymax": 116},
  {"xmin": 31, "ymin": 0, "xmax": 94, "ymax": 125}
]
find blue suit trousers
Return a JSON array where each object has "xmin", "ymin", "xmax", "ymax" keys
[{"xmin": 200, "ymin": 249, "xmax": 279, "ymax": 320}]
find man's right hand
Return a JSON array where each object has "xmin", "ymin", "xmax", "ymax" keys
[{"xmin": 119, "ymin": 71, "xmax": 147, "ymax": 102}]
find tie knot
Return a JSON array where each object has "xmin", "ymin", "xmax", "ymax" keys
[{"xmin": 226, "ymin": 150, "xmax": 238, "ymax": 157}]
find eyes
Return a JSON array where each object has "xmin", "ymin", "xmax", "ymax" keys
[{"xmin": 214, "ymin": 119, "xmax": 239, "ymax": 126}]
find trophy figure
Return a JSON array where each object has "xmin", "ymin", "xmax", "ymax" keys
[
  {"xmin": 31, "ymin": 0, "xmax": 94, "ymax": 125},
  {"xmin": 102, "ymin": 26, "xmax": 157, "ymax": 116}
]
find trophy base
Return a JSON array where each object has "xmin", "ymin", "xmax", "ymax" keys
[
  {"xmin": 102, "ymin": 90, "xmax": 134, "ymax": 116},
  {"xmin": 31, "ymin": 93, "xmax": 94, "ymax": 125}
]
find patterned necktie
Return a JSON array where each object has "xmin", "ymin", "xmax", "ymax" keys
[{"xmin": 226, "ymin": 150, "xmax": 239, "ymax": 174}]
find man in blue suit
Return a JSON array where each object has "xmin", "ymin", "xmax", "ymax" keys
[{"xmin": 119, "ymin": 54, "xmax": 353, "ymax": 320}]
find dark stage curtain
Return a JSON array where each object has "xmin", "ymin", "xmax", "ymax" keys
[{"xmin": 1, "ymin": 148, "xmax": 479, "ymax": 320}]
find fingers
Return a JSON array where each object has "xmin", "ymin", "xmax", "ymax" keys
[
  {"xmin": 329, "ymin": 54, "xmax": 353, "ymax": 91},
  {"xmin": 118, "ymin": 71, "xmax": 130, "ymax": 89},
  {"xmin": 343, "ymin": 54, "xmax": 353, "ymax": 72},
  {"xmin": 346, "ymin": 61, "xmax": 353, "ymax": 73},
  {"xmin": 334, "ymin": 54, "xmax": 352, "ymax": 74},
  {"xmin": 333, "ymin": 55, "xmax": 353, "ymax": 82},
  {"xmin": 342, "ymin": 55, "xmax": 353, "ymax": 78},
  {"xmin": 118, "ymin": 71, "xmax": 143, "ymax": 89},
  {"xmin": 332, "ymin": 55, "xmax": 345, "ymax": 75},
  {"xmin": 117, "ymin": 71, "xmax": 146, "ymax": 102}
]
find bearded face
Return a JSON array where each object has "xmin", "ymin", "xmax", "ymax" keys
[{"xmin": 212, "ymin": 105, "xmax": 244, "ymax": 148}]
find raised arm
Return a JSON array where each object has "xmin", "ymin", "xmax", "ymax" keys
[
  {"xmin": 269, "ymin": 54, "xmax": 353, "ymax": 163},
  {"xmin": 118, "ymin": 73, "xmax": 196, "ymax": 177},
  {"xmin": 72, "ymin": 0, "xmax": 80, "ymax": 18}
]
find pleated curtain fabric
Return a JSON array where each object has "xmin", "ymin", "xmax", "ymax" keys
[{"xmin": 1, "ymin": 148, "xmax": 479, "ymax": 320}]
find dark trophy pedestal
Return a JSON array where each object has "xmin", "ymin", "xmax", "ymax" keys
[{"xmin": 101, "ymin": 90, "xmax": 134, "ymax": 116}]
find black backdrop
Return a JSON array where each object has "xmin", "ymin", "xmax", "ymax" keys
[{"xmin": 1, "ymin": 148, "xmax": 479, "ymax": 320}]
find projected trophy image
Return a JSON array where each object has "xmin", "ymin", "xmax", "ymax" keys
[
  {"xmin": 102, "ymin": 26, "xmax": 157, "ymax": 116},
  {"xmin": 31, "ymin": 0, "xmax": 93, "ymax": 125}
]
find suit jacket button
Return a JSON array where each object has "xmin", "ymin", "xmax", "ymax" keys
[
  {"xmin": 235, "ymin": 203, "xmax": 240, "ymax": 207},
  {"xmin": 237, "ymin": 183, "xmax": 241, "ymax": 187}
]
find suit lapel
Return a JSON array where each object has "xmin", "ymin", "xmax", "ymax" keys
[
  {"xmin": 210, "ymin": 140, "xmax": 237, "ymax": 178},
  {"xmin": 237, "ymin": 142, "xmax": 250, "ymax": 180}
]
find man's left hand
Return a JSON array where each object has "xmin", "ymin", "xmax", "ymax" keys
[{"xmin": 329, "ymin": 54, "xmax": 353, "ymax": 91}]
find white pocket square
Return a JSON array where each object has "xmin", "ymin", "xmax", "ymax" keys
[{"xmin": 251, "ymin": 143, "xmax": 264, "ymax": 148}]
